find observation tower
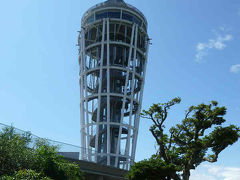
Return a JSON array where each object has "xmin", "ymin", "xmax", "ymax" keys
[{"xmin": 79, "ymin": 0, "xmax": 149, "ymax": 170}]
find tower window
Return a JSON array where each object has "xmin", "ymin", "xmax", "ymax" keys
[
  {"xmin": 96, "ymin": 11, "xmax": 108, "ymax": 20},
  {"xmin": 122, "ymin": 12, "xmax": 142, "ymax": 26},
  {"xmin": 86, "ymin": 15, "xmax": 94, "ymax": 24},
  {"xmin": 108, "ymin": 11, "xmax": 120, "ymax": 18},
  {"xmin": 122, "ymin": 13, "xmax": 133, "ymax": 22}
]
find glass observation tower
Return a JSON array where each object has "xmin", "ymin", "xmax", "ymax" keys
[{"xmin": 78, "ymin": 0, "xmax": 149, "ymax": 170}]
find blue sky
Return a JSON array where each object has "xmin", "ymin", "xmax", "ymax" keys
[{"xmin": 0, "ymin": 0, "xmax": 240, "ymax": 179}]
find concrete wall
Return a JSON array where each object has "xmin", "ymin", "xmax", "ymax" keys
[{"xmin": 66, "ymin": 158, "xmax": 128, "ymax": 180}]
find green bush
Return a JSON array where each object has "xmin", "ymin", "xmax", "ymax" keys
[
  {"xmin": 1, "ymin": 169, "xmax": 51, "ymax": 180},
  {"xmin": 126, "ymin": 155, "xmax": 180, "ymax": 180},
  {"xmin": 34, "ymin": 140, "xmax": 84, "ymax": 180},
  {"xmin": 0, "ymin": 127, "xmax": 35, "ymax": 176},
  {"xmin": 0, "ymin": 127, "xmax": 84, "ymax": 180}
]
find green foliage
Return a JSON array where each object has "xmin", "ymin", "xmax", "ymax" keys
[
  {"xmin": 34, "ymin": 140, "xmax": 84, "ymax": 180},
  {"xmin": 129, "ymin": 98, "xmax": 240, "ymax": 180},
  {"xmin": 0, "ymin": 127, "xmax": 84, "ymax": 180},
  {"xmin": 0, "ymin": 127, "xmax": 35, "ymax": 176},
  {"xmin": 1, "ymin": 169, "xmax": 51, "ymax": 180},
  {"xmin": 127, "ymin": 155, "xmax": 180, "ymax": 180}
]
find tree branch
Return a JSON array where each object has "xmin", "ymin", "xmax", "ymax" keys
[
  {"xmin": 168, "ymin": 131, "xmax": 174, "ymax": 150},
  {"xmin": 150, "ymin": 128, "xmax": 169, "ymax": 163},
  {"xmin": 203, "ymin": 154, "xmax": 219, "ymax": 163}
]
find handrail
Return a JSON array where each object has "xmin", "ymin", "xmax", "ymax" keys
[{"xmin": 0, "ymin": 122, "xmax": 96, "ymax": 161}]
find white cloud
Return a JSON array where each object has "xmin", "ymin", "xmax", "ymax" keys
[
  {"xmin": 208, "ymin": 166, "xmax": 240, "ymax": 180},
  {"xmin": 219, "ymin": 26, "xmax": 227, "ymax": 32},
  {"xmin": 230, "ymin": 64, "xmax": 240, "ymax": 73},
  {"xmin": 190, "ymin": 172, "xmax": 216, "ymax": 180},
  {"xmin": 190, "ymin": 165, "xmax": 240, "ymax": 180},
  {"xmin": 195, "ymin": 33, "xmax": 233, "ymax": 62}
]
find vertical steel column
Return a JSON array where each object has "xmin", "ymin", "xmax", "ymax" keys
[
  {"xmin": 125, "ymin": 25, "xmax": 138, "ymax": 169},
  {"xmin": 106, "ymin": 18, "xmax": 111, "ymax": 165},
  {"xmin": 115, "ymin": 24, "xmax": 136, "ymax": 167},
  {"xmin": 130, "ymin": 38, "xmax": 150, "ymax": 165},
  {"xmin": 82, "ymin": 27, "xmax": 90, "ymax": 161},
  {"xmin": 95, "ymin": 19, "xmax": 106, "ymax": 161},
  {"xmin": 80, "ymin": 28, "xmax": 86, "ymax": 159}
]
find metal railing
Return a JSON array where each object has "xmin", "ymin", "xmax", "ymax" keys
[
  {"xmin": 0, "ymin": 122, "xmax": 96, "ymax": 162},
  {"xmin": 0, "ymin": 122, "xmax": 135, "ymax": 169}
]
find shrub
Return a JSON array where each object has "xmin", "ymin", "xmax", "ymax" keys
[
  {"xmin": 0, "ymin": 169, "xmax": 51, "ymax": 180},
  {"xmin": 0, "ymin": 127, "xmax": 84, "ymax": 180}
]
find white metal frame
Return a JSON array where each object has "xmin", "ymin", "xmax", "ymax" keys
[{"xmin": 79, "ymin": 3, "xmax": 149, "ymax": 170}]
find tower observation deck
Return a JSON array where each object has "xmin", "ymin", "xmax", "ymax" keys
[{"xmin": 79, "ymin": 0, "xmax": 149, "ymax": 170}]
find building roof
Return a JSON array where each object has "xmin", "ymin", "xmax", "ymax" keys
[{"xmin": 81, "ymin": 0, "xmax": 147, "ymax": 27}]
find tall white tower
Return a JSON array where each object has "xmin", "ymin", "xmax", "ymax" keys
[{"xmin": 79, "ymin": 0, "xmax": 149, "ymax": 170}]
